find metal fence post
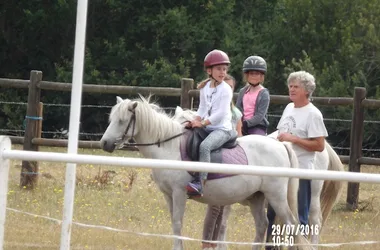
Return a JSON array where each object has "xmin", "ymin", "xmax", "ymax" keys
[{"xmin": 0, "ymin": 136, "xmax": 11, "ymax": 250}]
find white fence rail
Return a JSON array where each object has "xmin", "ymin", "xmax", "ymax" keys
[
  {"xmin": 2, "ymin": 136, "xmax": 380, "ymax": 249},
  {"xmin": 4, "ymin": 147, "xmax": 380, "ymax": 184}
]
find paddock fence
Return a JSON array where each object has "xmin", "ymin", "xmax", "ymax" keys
[
  {"xmin": 1, "ymin": 70, "xmax": 380, "ymax": 209},
  {"xmin": 2, "ymin": 136, "xmax": 380, "ymax": 249}
]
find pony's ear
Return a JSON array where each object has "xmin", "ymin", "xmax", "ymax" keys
[
  {"xmin": 131, "ymin": 101, "xmax": 138, "ymax": 110},
  {"xmin": 116, "ymin": 96, "xmax": 123, "ymax": 104},
  {"xmin": 175, "ymin": 106, "xmax": 183, "ymax": 114}
]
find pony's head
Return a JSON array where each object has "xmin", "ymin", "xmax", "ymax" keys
[
  {"xmin": 100, "ymin": 96, "xmax": 139, "ymax": 152},
  {"xmin": 101, "ymin": 95, "xmax": 183, "ymax": 153}
]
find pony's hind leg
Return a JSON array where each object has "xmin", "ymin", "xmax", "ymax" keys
[
  {"xmin": 164, "ymin": 189, "xmax": 188, "ymax": 250},
  {"xmin": 247, "ymin": 192, "xmax": 267, "ymax": 250},
  {"xmin": 266, "ymin": 196, "xmax": 312, "ymax": 250},
  {"xmin": 309, "ymin": 180, "xmax": 323, "ymax": 248}
]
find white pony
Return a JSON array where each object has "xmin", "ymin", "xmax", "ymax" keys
[
  {"xmin": 100, "ymin": 96, "xmax": 312, "ymax": 250},
  {"xmin": 173, "ymin": 106, "xmax": 344, "ymax": 249}
]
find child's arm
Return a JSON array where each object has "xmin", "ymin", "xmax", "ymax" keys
[
  {"xmin": 236, "ymin": 119, "xmax": 243, "ymax": 137},
  {"xmin": 196, "ymin": 88, "xmax": 207, "ymax": 119}
]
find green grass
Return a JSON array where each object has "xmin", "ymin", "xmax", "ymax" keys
[{"xmin": 3, "ymin": 145, "xmax": 380, "ymax": 249}]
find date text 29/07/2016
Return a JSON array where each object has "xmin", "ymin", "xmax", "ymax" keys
[
  {"xmin": 272, "ymin": 224, "xmax": 319, "ymax": 237},
  {"xmin": 271, "ymin": 224, "xmax": 319, "ymax": 246}
]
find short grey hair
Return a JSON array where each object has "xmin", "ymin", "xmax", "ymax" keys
[{"xmin": 287, "ymin": 71, "xmax": 316, "ymax": 98}]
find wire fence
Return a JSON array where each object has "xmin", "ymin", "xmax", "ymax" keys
[
  {"xmin": 5, "ymin": 207, "xmax": 380, "ymax": 249},
  {"xmin": 1, "ymin": 100, "xmax": 380, "ymax": 156}
]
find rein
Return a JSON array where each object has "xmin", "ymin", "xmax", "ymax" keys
[
  {"xmin": 118, "ymin": 108, "xmax": 186, "ymax": 148},
  {"xmin": 124, "ymin": 132, "xmax": 185, "ymax": 147}
]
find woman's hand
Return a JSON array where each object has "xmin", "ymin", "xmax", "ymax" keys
[{"xmin": 277, "ymin": 132, "xmax": 296, "ymax": 143}]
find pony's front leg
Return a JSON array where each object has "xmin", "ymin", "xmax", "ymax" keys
[
  {"xmin": 247, "ymin": 192, "xmax": 267, "ymax": 250},
  {"xmin": 164, "ymin": 189, "xmax": 188, "ymax": 250}
]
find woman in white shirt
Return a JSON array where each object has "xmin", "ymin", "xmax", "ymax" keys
[{"xmin": 265, "ymin": 71, "xmax": 328, "ymax": 249}]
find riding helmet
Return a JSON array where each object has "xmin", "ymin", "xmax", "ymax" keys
[
  {"xmin": 242, "ymin": 56, "xmax": 267, "ymax": 74},
  {"xmin": 204, "ymin": 50, "xmax": 230, "ymax": 68}
]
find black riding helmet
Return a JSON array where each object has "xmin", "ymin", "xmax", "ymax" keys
[{"xmin": 242, "ymin": 56, "xmax": 267, "ymax": 74}]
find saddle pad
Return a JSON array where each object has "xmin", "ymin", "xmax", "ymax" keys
[{"xmin": 180, "ymin": 133, "xmax": 248, "ymax": 180}]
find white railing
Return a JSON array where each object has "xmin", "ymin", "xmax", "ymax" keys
[{"xmin": 2, "ymin": 135, "xmax": 380, "ymax": 249}]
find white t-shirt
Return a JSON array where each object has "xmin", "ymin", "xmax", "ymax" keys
[
  {"xmin": 277, "ymin": 103, "xmax": 328, "ymax": 169},
  {"xmin": 196, "ymin": 80, "xmax": 232, "ymax": 131}
]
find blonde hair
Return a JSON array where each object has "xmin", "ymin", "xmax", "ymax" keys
[
  {"xmin": 196, "ymin": 78, "xmax": 210, "ymax": 89},
  {"xmin": 242, "ymin": 71, "xmax": 265, "ymax": 85},
  {"xmin": 196, "ymin": 77, "xmax": 225, "ymax": 89}
]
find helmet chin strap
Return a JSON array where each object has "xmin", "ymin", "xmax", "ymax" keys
[
  {"xmin": 208, "ymin": 75, "xmax": 220, "ymax": 87},
  {"xmin": 248, "ymin": 82, "xmax": 260, "ymax": 87}
]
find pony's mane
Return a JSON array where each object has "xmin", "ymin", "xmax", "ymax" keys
[{"xmin": 110, "ymin": 95, "xmax": 183, "ymax": 142}]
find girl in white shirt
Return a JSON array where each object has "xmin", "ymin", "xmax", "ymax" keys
[
  {"xmin": 201, "ymin": 74, "xmax": 242, "ymax": 249},
  {"xmin": 186, "ymin": 49, "xmax": 233, "ymax": 197}
]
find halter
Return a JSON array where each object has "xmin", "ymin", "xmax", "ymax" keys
[{"xmin": 116, "ymin": 108, "xmax": 185, "ymax": 148}]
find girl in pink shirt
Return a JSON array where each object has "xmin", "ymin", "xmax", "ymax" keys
[{"xmin": 236, "ymin": 55, "xmax": 270, "ymax": 135}]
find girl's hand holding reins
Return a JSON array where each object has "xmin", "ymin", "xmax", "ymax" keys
[
  {"xmin": 184, "ymin": 121, "xmax": 192, "ymax": 129},
  {"xmin": 190, "ymin": 119, "xmax": 203, "ymax": 128}
]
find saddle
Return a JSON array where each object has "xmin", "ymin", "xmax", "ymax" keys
[{"xmin": 186, "ymin": 128, "xmax": 237, "ymax": 162}]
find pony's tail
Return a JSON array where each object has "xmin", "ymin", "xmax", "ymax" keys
[
  {"xmin": 320, "ymin": 142, "xmax": 344, "ymax": 225},
  {"xmin": 283, "ymin": 142, "xmax": 299, "ymax": 219},
  {"xmin": 283, "ymin": 143, "xmax": 314, "ymax": 250},
  {"xmin": 273, "ymin": 143, "xmax": 313, "ymax": 250}
]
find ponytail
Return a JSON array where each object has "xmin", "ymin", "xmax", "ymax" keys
[{"xmin": 197, "ymin": 78, "xmax": 211, "ymax": 89}]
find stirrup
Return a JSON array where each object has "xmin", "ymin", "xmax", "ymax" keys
[{"xmin": 187, "ymin": 192, "xmax": 203, "ymax": 199}]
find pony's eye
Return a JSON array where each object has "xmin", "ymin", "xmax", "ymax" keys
[{"xmin": 118, "ymin": 119, "xmax": 123, "ymax": 125}]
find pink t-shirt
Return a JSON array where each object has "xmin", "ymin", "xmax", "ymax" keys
[{"xmin": 243, "ymin": 87, "xmax": 263, "ymax": 120}]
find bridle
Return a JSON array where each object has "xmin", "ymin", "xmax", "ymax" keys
[{"xmin": 115, "ymin": 108, "xmax": 186, "ymax": 148}]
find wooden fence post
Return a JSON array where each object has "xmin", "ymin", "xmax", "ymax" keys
[
  {"xmin": 346, "ymin": 87, "xmax": 366, "ymax": 210},
  {"xmin": 180, "ymin": 78, "xmax": 194, "ymax": 109},
  {"xmin": 20, "ymin": 70, "xmax": 42, "ymax": 189},
  {"xmin": 37, "ymin": 102, "xmax": 44, "ymax": 139}
]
